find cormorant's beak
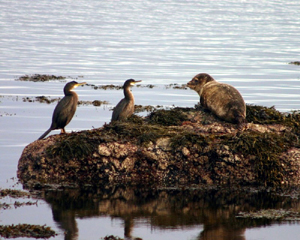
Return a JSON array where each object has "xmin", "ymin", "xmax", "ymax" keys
[
  {"xmin": 75, "ymin": 82, "xmax": 87, "ymax": 88},
  {"xmin": 134, "ymin": 80, "xmax": 142, "ymax": 83}
]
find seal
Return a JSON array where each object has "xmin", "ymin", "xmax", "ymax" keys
[{"xmin": 187, "ymin": 73, "xmax": 246, "ymax": 126}]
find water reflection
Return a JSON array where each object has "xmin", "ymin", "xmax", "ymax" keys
[{"xmin": 37, "ymin": 186, "xmax": 300, "ymax": 240}]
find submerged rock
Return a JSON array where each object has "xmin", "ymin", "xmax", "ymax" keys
[{"xmin": 18, "ymin": 105, "xmax": 300, "ymax": 187}]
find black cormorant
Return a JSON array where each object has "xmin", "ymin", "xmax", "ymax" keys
[
  {"xmin": 38, "ymin": 81, "xmax": 86, "ymax": 140},
  {"xmin": 111, "ymin": 79, "xmax": 142, "ymax": 121}
]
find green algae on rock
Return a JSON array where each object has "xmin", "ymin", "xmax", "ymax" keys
[{"xmin": 18, "ymin": 105, "xmax": 300, "ymax": 187}]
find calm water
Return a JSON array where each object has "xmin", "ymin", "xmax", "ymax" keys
[{"xmin": 1, "ymin": 0, "xmax": 300, "ymax": 239}]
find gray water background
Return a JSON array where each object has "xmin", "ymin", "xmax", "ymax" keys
[{"xmin": 1, "ymin": 0, "xmax": 300, "ymax": 239}]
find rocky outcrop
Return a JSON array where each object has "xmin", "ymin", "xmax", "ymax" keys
[{"xmin": 18, "ymin": 106, "xmax": 300, "ymax": 187}]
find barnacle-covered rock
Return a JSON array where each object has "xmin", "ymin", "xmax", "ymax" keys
[{"xmin": 18, "ymin": 105, "xmax": 300, "ymax": 187}]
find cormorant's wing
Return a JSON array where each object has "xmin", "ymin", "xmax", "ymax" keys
[
  {"xmin": 51, "ymin": 95, "xmax": 77, "ymax": 129},
  {"xmin": 111, "ymin": 98, "xmax": 127, "ymax": 121}
]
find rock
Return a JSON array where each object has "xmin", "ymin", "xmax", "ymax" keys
[
  {"xmin": 182, "ymin": 147, "xmax": 190, "ymax": 156},
  {"xmin": 17, "ymin": 106, "xmax": 300, "ymax": 187},
  {"xmin": 156, "ymin": 137, "xmax": 171, "ymax": 151},
  {"xmin": 98, "ymin": 145, "xmax": 111, "ymax": 156}
]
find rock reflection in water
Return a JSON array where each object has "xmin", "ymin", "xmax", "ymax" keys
[{"xmin": 39, "ymin": 186, "xmax": 300, "ymax": 240}]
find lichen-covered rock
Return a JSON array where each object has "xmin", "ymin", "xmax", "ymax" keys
[{"xmin": 18, "ymin": 106, "xmax": 300, "ymax": 187}]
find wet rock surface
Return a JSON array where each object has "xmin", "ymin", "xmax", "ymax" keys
[{"xmin": 18, "ymin": 105, "xmax": 300, "ymax": 188}]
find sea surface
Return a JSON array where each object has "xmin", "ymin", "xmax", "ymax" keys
[{"xmin": 1, "ymin": 0, "xmax": 300, "ymax": 239}]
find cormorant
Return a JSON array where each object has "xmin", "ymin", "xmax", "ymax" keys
[
  {"xmin": 38, "ymin": 81, "xmax": 86, "ymax": 140},
  {"xmin": 111, "ymin": 79, "xmax": 142, "ymax": 121}
]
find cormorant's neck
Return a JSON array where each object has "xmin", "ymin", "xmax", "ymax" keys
[
  {"xmin": 64, "ymin": 89, "xmax": 77, "ymax": 97},
  {"xmin": 124, "ymin": 86, "xmax": 134, "ymax": 100}
]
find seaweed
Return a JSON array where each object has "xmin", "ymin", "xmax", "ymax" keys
[
  {"xmin": 227, "ymin": 130, "xmax": 297, "ymax": 186},
  {"xmin": 86, "ymin": 83, "xmax": 123, "ymax": 90},
  {"xmin": 246, "ymin": 105, "xmax": 299, "ymax": 124},
  {"xmin": 23, "ymin": 96, "xmax": 60, "ymax": 104},
  {"xmin": 148, "ymin": 108, "xmax": 189, "ymax": 126},
  {"xmin": 22, "ymin": 96, "xmax": 110, "ymax": 106},
  {"xmin": 0, "ymin": 224, "xmax": 57, "ymax": 238},
  {"xmin": 134, "ymin": 105, "xmax": 163, "ymax": 113},
  {"xmin": 170, "ymin": 132, "xmax": 209, "ymax": 151},
  {"xmin": 165, "ymin": 83, "xmax": 188, "ymax": 89},
  {"xmin": 78, "ymin": 100, "xmax": 110, "ymax": 106},
  {"xmin": 102, "ymin": 235, "xmax": 124, "ymax": 240},
  {"xmin": 246, "ymin": 105, "xmax": 300, "ymax": 135},
  {"xmin": 46, "ymin": 133, "xmax": 96, "ymax": 161},
  {"xmin": 104, "ymin": 119, "xmax": 170, "ymax": 145},
  {"xmin": 0, "ymin": 189, "xmax": 30, "ymax": 198},
  {"xmin": 289, "ymin": 61, "xmax": 300, "ymax": 65},
  {"xmin": 16, "ymin": 74, "xmax": 66, "ymax": 82}
]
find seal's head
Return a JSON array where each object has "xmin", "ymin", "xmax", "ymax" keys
[{"xmin": 187, "ymin": 73, "xmax": 215, "ymax": 94}]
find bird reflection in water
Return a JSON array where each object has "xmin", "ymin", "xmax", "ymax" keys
[{"xmin": 38, "ymin": 186, "xmax": 300, "ymax": 240}]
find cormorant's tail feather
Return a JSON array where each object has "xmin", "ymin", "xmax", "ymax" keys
[{"xmin": 38, "ymin": 128, "xmax": 52, "ymax": 140}]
